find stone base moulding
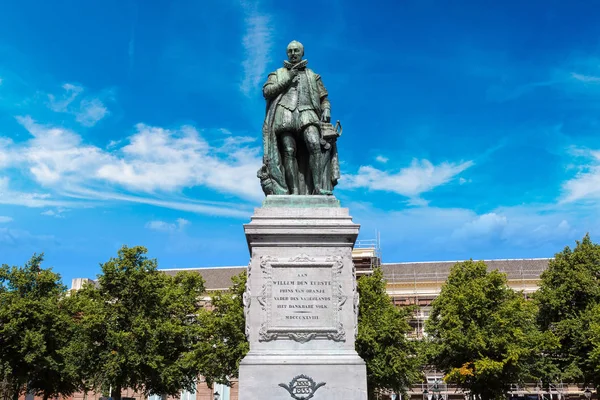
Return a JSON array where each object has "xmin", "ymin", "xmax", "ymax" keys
[{"xmin": 239, "ymin": 353, "xmax": 367, "ymax": 400}]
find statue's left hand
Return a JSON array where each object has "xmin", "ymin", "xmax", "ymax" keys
[{"xmin": 321, "ymin": 109, "xmax": 331, "ymax": 123}]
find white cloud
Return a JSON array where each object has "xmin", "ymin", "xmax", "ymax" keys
[
  {"xmin": 561, "ymin": 149, "xmax": 600, "ymax": 203},
  {"xmin": 375, "ymin": 155, "xmax": 389, "ymax": 163},
  {"xmin": 2, "ymin": 117, "xmax": 260, "ymax": 217},
  {"xmin": 16, "ymin": 116, "xmax": 111, "ymax": 185},
  {"xmin": 451, "ymin": 213, "xmax": 508, "ymax": 242},
  {"xmin": 107, "ymin": 139, "xmax": 122, "ymax": 149},
  {"xmin": 0, "ymin": 216, "xmax": 12, "ymax": 223},
  {"xmin": 0, "ymin": 177, "xmax": 82, "ymax": 208},
  {"xmin": 96, "ymin": 123, "xmax": 262, "ymax": 199},
  {"xmin": 48, "ymin": 83, "xmax": 83, "ymax": 112},
  {"xmin": 571, "ymin": 73, "xmax": 600, "ymax": 84},
  {"xmin": 59, "ymin": 186, "xmax": 251, "ymax": 218},
  {"xmin": 0, "ymin": 138, "xmax": 13, "ymax": 168},
  {"xmin": 240, "ymin": 9, "xmax": 273, "ymax": 96},
  {"xmin": 76, "ymin": 98, "xmax": 109, "ymax": 127},
  {"xmin": 41, "ymin": 208, "xmax": 66, "ymax": 218},
  {"xmin": 47, "ymin": 83, "xmax": 109, "ymax": 127},
  {"xmin": 350, "ymin": 202, "xmax": 583, "ymax": 262},
  {"xmin": 342, "ymin": 158, "xmax": 474, "ymax": 200},
  {"xmin": 486, "ymin": 56, "xmax": 600, "ymax": 102},
  {"xmin": 145, "ymin": 218, "xmax": 190, "ymax": 233}
]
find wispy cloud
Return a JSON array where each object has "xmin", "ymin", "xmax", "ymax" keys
[
  {"xmin": 0, "ymin": 177, "xmax": 83, "ymax": 208},
  {"xmin": 450, "ymin": 212, "xmax": 508, "ymax": 243},
  {"xmin": 47, "ymin": 83, "xmax": 109, "ymax": 127},
  {"xmin": 41, "ymin": 208, "xmax": 67, "ymax": 218},
  {"xmin": 240, "ymin": 6, "xmax": 273, "ymax": 96},
  {"xmin": 487, "ymin": 55, "xmax": 600, "ymax": 103},
  {"xmin": 76, "ymin": 98, "xmax": 108, "ymax": 127},
  {"xmin": 561, "ymin": 148, "xmax": 600, "ymax": 203},
  {"xmin": 486, "ymin": 80, "xmax": 558, "ymax": 103},
  {"xmin": 48, "ymin": 83, "xmax": 83, "ymax": 112},
  {"xmin": 0, "ymin": 227, "xmax": 57, "ymax": 249},
  {"xmin": 0, "ymin": 138, "xmax": 12, "ymax": 168},
  {"xmin": 0, "ymin": 216, "xmax": 12, "ymax": 223},
  {"xmin": 375, "ymin": 155, "xmax": 389, "ymax": 163},
  {"xmin": 59, "ymin": 186, "xmax": 251, "ymax": 218},
  {"xmin": 351, "ymin": 202, "xmax": 582, "ymax": 261},
  {"xmin": 342, "ymin": 158, "xmax": 474, "ymax": 202},
  {"xmin": 145, "ymin": 218, "xmax": 189, "ymax": 233},
  {"xmin": 571, "ymin": 72, "xmax": 600, "ymax": 83},
  {"xmin": 1, "ymin": 117, "xmax": 261, "ymax": 217}
]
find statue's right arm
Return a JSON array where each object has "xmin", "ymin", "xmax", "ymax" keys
[{"xmin": 263, "ymin": 72, "xmax": 292, "ymax": 99}]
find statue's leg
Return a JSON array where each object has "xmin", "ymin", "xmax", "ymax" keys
[
  {"xmin": 280, "ymin": 132, "xmax": 300, "ymax": 194},
  {"xmin": 303, "ymin": 125, "xmax": 325, "ymax": 195}
]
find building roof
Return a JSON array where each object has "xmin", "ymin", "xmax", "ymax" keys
[
  {"xmin": 160, "ymin": 266, "xmax": 246, "ymax": 291},
  {"xmin": 381, "ymin": 258, "xmax": 551, "ymax": 284},
  {"xmin": 156, "ymin": 258, "xmax": 552, "ymax": 291}
]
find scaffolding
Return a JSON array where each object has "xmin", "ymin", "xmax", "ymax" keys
[
  {"xmin": 381, "ymin": 259, "xmax": 549, "ymax": 288},
  {"xmin": 382, "ymin": 259, "xmax": 550, "ymax": 341},
  {"xmin": 352, "ymin": 231, "xmax": 381, "ymax": 275}
]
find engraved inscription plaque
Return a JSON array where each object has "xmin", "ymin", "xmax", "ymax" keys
[{"xmin": 258, "ymin": 254, "xmax": 346, "ymax": 342}]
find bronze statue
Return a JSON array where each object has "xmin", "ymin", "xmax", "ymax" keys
[{"xmin": 258, "ymin": 40, "xmax": 341, "ymax": 196}]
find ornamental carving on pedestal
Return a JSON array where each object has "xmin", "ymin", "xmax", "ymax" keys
[{"xmin": 243, "ymin": 261, "xmax": 252, "ymax": 338}]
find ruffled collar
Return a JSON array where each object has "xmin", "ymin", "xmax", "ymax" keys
[{"xmin": 283, "ymin": 59, "xmax": 308, "ymax": 70}]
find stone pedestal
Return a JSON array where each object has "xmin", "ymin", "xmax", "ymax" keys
[{"xmin": 239, "ymin": 196, "xmax": 367, "ymax": 400}]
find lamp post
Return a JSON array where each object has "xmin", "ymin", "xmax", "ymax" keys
[
  {"xmin": 584, "ymin": 388, "xmax": 592, "ymax": 400},
  {"xmin": 432, "ymin": 380, "xmax": 441, "ymax": 400},
  {"xmin": 534, "ymin": 384, "xmax": 542, "ymax": 400},
  {"xmin": 213, "ymin": 391, "xmax": 220, "ymax": 400}
]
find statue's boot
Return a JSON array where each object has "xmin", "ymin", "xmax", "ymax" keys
[
  {"xmin": 283, "ymin": 156, "xmax": 300, "ymax": 195},
  {"xmin": 309, "ymin": 152, "xmax": 324, "ymax": 195}
]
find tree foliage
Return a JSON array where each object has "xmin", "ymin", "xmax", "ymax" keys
[
  {"xmin": 0, "ymin": 254, "xmax": 79, "ymax": 400},
  {"xmin": 356, "ymin": 268, "xmax": 423, "ymax": 399},
  {"xmin": 68, "ymin": 245, "xmax": 207, "ymax": 400},
  {"xmin": 193, "ymin": 272, "xmax": 249, "ymax": 387},
  {"xmin": 534, "ymin": 233, "xmax": 600, "ymax": 388},
  {"xmin": 426, "ymin": 260, "xmax": 540, "ymax": 400}
]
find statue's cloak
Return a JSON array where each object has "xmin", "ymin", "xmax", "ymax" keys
[{"xmin": 258, "ymin": 68, "xmax": 340, "ymax": 196}]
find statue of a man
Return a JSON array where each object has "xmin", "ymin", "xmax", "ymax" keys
[{"xmin": 257, "ymin": 40, "xmax": 340, "ymax": 196}]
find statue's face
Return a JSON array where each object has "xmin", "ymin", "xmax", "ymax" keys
[{"xmin": 287, "ymin": 43, "xmax": 303, "ymax": 63}]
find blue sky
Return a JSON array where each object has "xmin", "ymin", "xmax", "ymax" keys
[{"xmin": 2, "ymin": 0, "xmax": 600, "ymax": 286}]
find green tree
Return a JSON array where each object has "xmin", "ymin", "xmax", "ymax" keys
[
  {"xmin": 426, "ymin": 260, "xmax": 539, "ymax": 400},
  {"xmin": 534, "ymin": 234, "xmax": 600, "ymax": 390},
  {"xmin": 356, "ymin": 267, "xmax": 423, "ymax": 399},
  {"xmin": 69, "ymin": 245, "xmax": 207, "ymax": 400},
  {"xmin": 193, "ymin": 272, "xmax": 249, "ymax": 387},
  {"xmin": 0, "ymin": 254, "xmax": 79, "ymax": 400},
  {"xmin": 587, "ymin": 303, "xmax": 600, "ymax": 380}
]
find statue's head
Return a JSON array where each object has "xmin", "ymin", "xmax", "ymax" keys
[{"xmin": 286, "ymin": 40, "xmax": 304, "ymax": 64}]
